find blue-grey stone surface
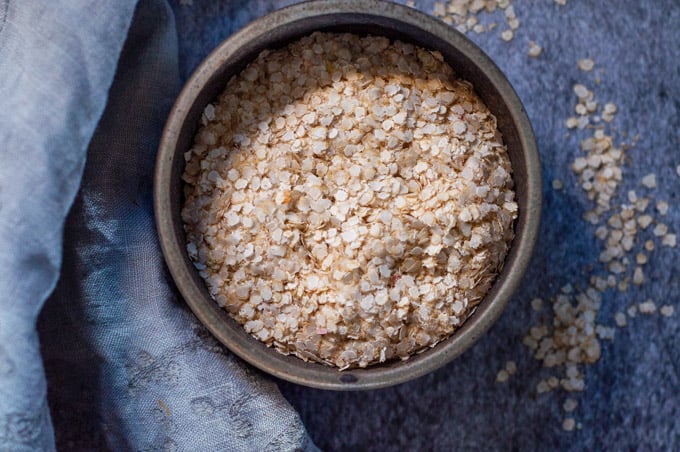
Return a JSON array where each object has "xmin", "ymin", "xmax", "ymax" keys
[{"xmin": 170, "ymin": 0, "xmax": 679, "ymax": 450}]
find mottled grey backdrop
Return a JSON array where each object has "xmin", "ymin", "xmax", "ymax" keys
[{"xmin": 170, "ymin": 0, "xmax": 679, "ymax": 450}]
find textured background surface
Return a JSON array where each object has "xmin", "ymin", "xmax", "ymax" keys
[{"xmin": 170, "ymin": 0, "xmax": 679, "ymax": 450}]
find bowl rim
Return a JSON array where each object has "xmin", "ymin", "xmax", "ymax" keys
[{"xmin": 155, "ymin": 0, "xmax": 542, "ymax": 390}]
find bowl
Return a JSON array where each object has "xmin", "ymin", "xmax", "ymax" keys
[{"xmin": 154, "ymin": 0, "xmax": 541, "ymax": 390}]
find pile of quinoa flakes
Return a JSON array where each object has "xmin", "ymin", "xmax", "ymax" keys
[
  {"xmin": 182, "ymin": 32, "xmax": 518, "ymax": 369},
  {"xmin": 498, "ymin": 55, "xmax": 676, "ymax": 429},
  {"xmin": 529, "ymin": 59, "xmax": 674, "ymax": 385},
  {"xmin": 432, "ymin": 0, "xmax": 520, "ymax": 41}
]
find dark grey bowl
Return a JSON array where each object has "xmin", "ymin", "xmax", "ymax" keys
[{"xmin": 154, "ymin": 0, "xmax": 541, "ymax": 390}]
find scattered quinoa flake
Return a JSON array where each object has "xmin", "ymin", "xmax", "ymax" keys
[
  {"xmin": 531, "ymin": 297, "xmax": 544, "ymax": 311},
  {"xmin": 676, "ymin": 164, "xmax": 680, "ymax": 177},
  {"xmin": 578, "ymin": 58, "xmax": 594, "ymax": 72},
  {"xmin": 662, "ymin": 233, "xmax": 676, "ymax": 248},
  {"xmin": 603, "ymin": 103, "xmax": 617, "ymax": 115},
  {"xmin": 563, "ymin": 398, "xmax": 578, "ymax": 412},
  {"xmin": 660, "ymin": 305, "xmax": 675, "ymax": 317},
  {"xmin": 655, "ymin": 200, "xmax": 669, "ymax": 216},
  {"xmin": 632, "ymin": 267, "xmax": 644, "ymax": 285},
  {"xmin": 562, "ymin": 418, "xmax": 576, "ymax": 431},
  {"xmin": 182, "ymin": 32, "xmax": 517, "ymax": 369},
  {"xmin": 552, "ymin": 179, "xmax": 564, "ymax": 190},
  {"xmin": 637, "ymin": 215, "xmax": 653, "ymax": 229},
  {"xmin": 536, "ymin": 380, "xmax": 551, "ymax": 394},
  {"xmin": 592, "ymin": 276, "xmax": 608, "ymax": 292},
  {"xmin": 505, "ymin": 360, "xmax": 517, "ymax": 374},
  {"xmin": 627, "ymin": 305, "xmax": 638, "ymax": 318},
  {"xmin": 496, "ymin": 369, "xmax": 510, "ymax": 383},
  {"xmin": 573, "ymin": 84, "xmax": 588, "ymax": 98},
  {"xmin": 528, "ymin": 41, "xmax": 543, "ymax": 57},
  {"xmin": 638, "ymin": 300, "xmax": 657, "ymax": 314},
  {"xmin": 653, "ymin": 223, "xmax": 668, "ymax": 237},
  {"xmin": 501, "ymin": 29, "xmax": 514, "ymax": 41},
  {"xmin": 641, "ymin": 173, "xmax": 657, "ymax": 189},
  {"xmin": 614, "ymin": 312, "xmax": 627, "ymax": 327},
  {"xmin": 607, "ymin": 275, "xmax": 616, "ymax": 287}
]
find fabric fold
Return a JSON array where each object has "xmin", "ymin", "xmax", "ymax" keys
[
  {"xmin": 37, "ymin": 0, "xmax": 315, "ymax": 450},
  {"xmin": 0, "ymin": 1, "xmax": 137, "ymax": 450}
]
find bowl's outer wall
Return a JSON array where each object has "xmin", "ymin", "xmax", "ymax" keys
[{"xmin": 155, "ymin": 0, "xmax": 541, "ymax": 390}]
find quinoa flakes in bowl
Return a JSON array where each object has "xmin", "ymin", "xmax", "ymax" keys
[{"xmin": 155, "ymin": 0, "xmax": 541, "ymax": 390}]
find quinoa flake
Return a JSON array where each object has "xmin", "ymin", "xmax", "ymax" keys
[
  {"xmin": 527, "ymin": 41, "xmax": 543, "ymax": 57},
  {"xmin": 638, "ymin": 300, "xmax": 657, "ymax": 314},
  {"xmin": 563, "ymin": 398, "xmax": 578, "ymax": 412},
  {"xmin": 496, "ymin": 369, "xmax": 510, "ymax": 383},
  {"xmin": 641, "ymin": 173, "xmax": 656, "ymax": 189},
  {"xmin": 659, "ymin": 305, "xmax": 675, "ymax": 317},
  {"xmin": 577, "ymin": 58, "xmax": 595, "ymax": 72}
]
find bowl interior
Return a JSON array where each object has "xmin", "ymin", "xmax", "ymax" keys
[{"xmin": 155, "ymin": 0, "xmax": 541, "ymax": 390}]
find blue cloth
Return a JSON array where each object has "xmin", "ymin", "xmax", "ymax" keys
[
  {"xmin": 0, "ymin": 0, "xmax": 136, "ymax": 449},
  {"xmin": 2, "ymin": 0, "xmax": 314, "ymax": 450}
]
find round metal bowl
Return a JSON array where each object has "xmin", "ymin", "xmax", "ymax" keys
[{"xmin": 155, "ymin": 0, "xmax": 541, "ymax": 390}]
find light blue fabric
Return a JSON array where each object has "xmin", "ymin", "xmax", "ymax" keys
[
  {"xmin": 0, "ymin": 1, "xmax": 136, "ymax": 450},
  {"xmin": 1, "ymin": 0, "xmax": 315, "ymax": 450}
]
